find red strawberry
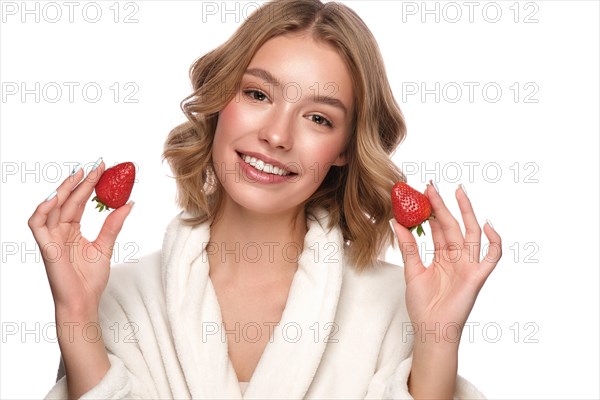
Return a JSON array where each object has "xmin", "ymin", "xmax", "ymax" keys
[
  {"xmin": 391, "ymin": 182, "xmax": 433, "ymax": 236},
  {"xmin": 92, "ymin": 162, "xmax": 135, "ymax": 212}
]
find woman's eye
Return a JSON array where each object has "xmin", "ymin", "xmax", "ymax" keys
[
  {"xmin": 309, "ymin": 114, "xmax": 334, "ymax": 128},
  {"xmin": 244, "ymin": 90, "xmax": 268, "ymax": 102}
]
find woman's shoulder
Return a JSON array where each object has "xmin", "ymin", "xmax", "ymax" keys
[
  {"xmin": 344, "ymin": 254, "xmax": 406, "ymax": 287},
  {"xmin": 341, "ymin": 254, "xmax": 407, "ymax": 310},
  {"xmin": 101, "ymin": 250, "xmax": 164, "ymax": 306}
]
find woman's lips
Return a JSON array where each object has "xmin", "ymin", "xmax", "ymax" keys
[
  {"xmin": 237, "ymin": 152, "xmax": 297, "ymax": 184},
  {"xmin": 238, "ymin": 152, "xmax": 293, "ymax": 176}
]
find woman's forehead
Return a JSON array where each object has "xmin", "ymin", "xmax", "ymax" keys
[{"xmin": 244, "ymin": 34, "xmax": 354, "ymax": 111}]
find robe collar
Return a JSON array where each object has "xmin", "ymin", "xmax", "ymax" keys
[{"xmin": 161, "ymin": 208, "xmax": 345, "ymax": 398}]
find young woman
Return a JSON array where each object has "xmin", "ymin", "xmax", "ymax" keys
[{"xmin": 30, "ymin": 0, "xmax": 502, "ymax": 398}]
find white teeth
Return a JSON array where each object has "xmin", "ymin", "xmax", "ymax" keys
[{"xmin": 241, "ymin": 154, "xmax": 291, "ymax": 176}]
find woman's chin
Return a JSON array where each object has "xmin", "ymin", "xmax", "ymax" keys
[{"xmin": 223, "ymin": 192, "xmax": 304, "ymax": 218}]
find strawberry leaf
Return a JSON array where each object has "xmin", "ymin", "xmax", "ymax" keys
[{"xmin": 92, "ymin": 196, "xmax": 110, "ymax": 212}]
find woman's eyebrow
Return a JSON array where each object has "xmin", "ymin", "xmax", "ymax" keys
[
  {"xmin": 244, "ymin": 67, "xmax": 348, "ymax": 116},
  {"xmin": 313, "ymin": 94, "xmax": 348, "ymax": 116},
  {"xmin": 245, "ymin": 68, "xmax": 282, "ymax": 86}
]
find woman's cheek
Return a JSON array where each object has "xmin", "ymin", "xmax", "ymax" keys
[
  {"xmin": 218, "ymin": 101, "xmax": 245, "ymax": 134},
  {"xmin": 220, "ymin": 96, "xmax": 262, "ymax": 133}
]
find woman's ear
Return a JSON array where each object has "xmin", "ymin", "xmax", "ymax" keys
[{"xmin": 333, "ymin": 132, "xmax": 352, "ymax": 167}]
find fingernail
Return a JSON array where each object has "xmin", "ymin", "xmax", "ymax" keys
[
  {"xmin": 45, "ymin": 190, "xmax": 57, "ymax": 201},
  {"xmin": 459, "ymin": 183, "xmax": 468, "ymax": 197},
  {"xmin": 127, "ymin": 200, "xmax": 135, "ymax": 210},
  {"xmin": 91, "ymin": 157, "xmax": 103, "ymax": 170},
  {"xmin": 389, "ymin": 218, "xmax": 398, "ymax": 246},
  {"xmin": 486, "ymin": 219, "xmax": 494, "ymax": 230},
  {"xmin": 429, "ymin": 179, "xmax": 439, "ymax": 193},
  {"xmin": 69, "ymin": 163, "xmax": 81, "ymax": 176}
]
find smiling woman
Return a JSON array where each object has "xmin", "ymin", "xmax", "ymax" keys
[
  {"xmin": 29, "ymin": 0, "xmax": 502, "ymax": 398},
  {"xmin": 162, "ymin": 0, "xmax": 407, "ymax": 271}
]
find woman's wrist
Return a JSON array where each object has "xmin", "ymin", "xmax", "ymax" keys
[
  {"xmin": 409, "ymin": 340, "xmax": 459, "ymax": 399},
  {"xmin": 54, "ymin": 312, "xmax": 111, "ymax": 398},
  {"xmin": 55, "ymin": 299, "xmax": 100, "ymax": 323},
  {"xmin": 413, "ymin": 336, "xmax": 460, "ymax": 353}
]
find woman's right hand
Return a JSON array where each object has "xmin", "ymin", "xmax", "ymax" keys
[{"xmin": 28, "ymin": 159, "xmax": 134, "ymax": 318}]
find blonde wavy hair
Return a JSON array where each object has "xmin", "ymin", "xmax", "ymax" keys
[{"xmin": 163, "ymin": 0, "xmax": 406, "ymax": 271}]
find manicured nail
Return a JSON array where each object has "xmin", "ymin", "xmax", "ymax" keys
[
  {"xmin": 429, "ymin": 179, "xmax": 439, "ymax": 193},
  {"xmin": 486, "ymin": 219, "xmax": 494, "ymax": 230},
  {"xmin": 91, "ymin": 157, "xmax": 103, "ymax": 170},
  {"xmin": 45, "ymin": 190, "xmax": 57, "ymax": 201},
  {"xmin": 459, "ymin": 183, "xmax": 468, "ymax": 197},
  {"xmin": 389, "ymin": 218, "xmax": 400, "ymax": 246},
  {"xmin": 69, "ymin": 163, "xmax": 81, "ymax": 176}
]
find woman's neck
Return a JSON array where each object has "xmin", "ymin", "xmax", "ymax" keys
[{"xmin": 208, "ymin": 199, "xmax": 307, "ymax": 278}]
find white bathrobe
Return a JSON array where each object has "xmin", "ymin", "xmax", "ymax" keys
[{"xmin": 45, "ymin": 209, "xmax": 485, "ymax": 399}]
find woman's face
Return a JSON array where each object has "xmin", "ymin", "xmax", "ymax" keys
[{"xmin": 212, "ymin": 33, "xmax": 354, "ymax": 216}]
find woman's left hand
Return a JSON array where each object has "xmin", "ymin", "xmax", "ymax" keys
[{"xmin": 391, "ymin": 182, "xmax": 502, "ymax": 346}]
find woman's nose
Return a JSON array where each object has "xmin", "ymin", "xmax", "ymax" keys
[{"xmin": 257, "ymin": 109, "xmax": 294, "ymax": 150}]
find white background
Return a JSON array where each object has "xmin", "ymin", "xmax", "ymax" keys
[{"xmin": 1, "ymin": 1, "xmax": 598, "ymax": 398}]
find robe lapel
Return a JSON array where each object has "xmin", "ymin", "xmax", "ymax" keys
[
  {"xmin": 243, "ymin": 209, "xmax": 344, "ymax": 399},
  {"xmin": 161, "ymin": 214, "xmax": 242, "ymax": 399}
]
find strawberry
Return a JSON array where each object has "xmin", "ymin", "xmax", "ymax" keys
[
  {"xmin": 92, "ymin": 162, "xmax": 135, "ymax": 212},
  {"xmin": 391, "ymin": 182, "xmax": 433, "ymax": 236}
]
